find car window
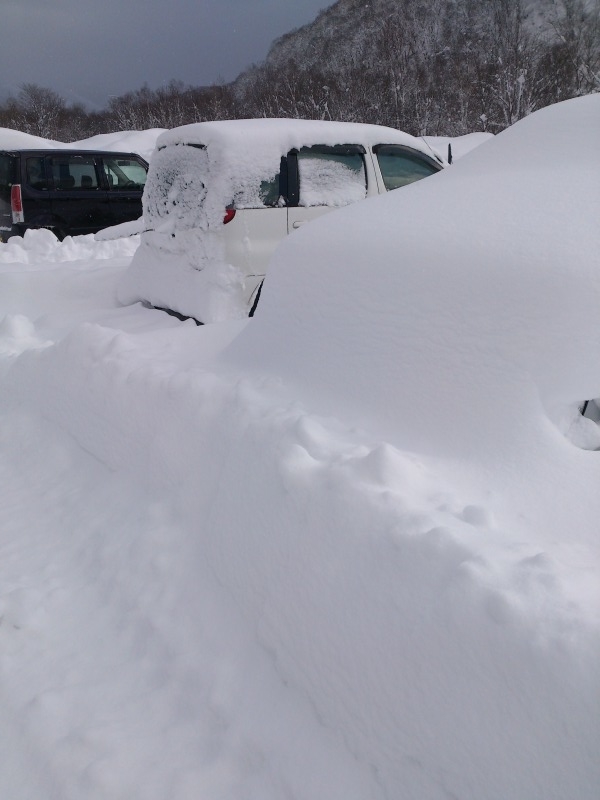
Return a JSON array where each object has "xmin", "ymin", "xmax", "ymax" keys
[
  {"xmin": 0, "ymin": 155, "xmax": 17, "ymax": 196},
  {"xmin": 375, "ymin": 145, "xmax": 440, "ymax": 190},
  {"xmin": 102, "ymin": 157, "xmax": 147, "ymax": 191},
  {"xmin": 297, "ymin": 146, "xmax": 367, "ymax": 207},
  {"xmin": 232, "ymin": 170, "xmax": 283, "ymax": 209},
  {"xmin": 49, "ymin": 155, "xmax": 99, "ymax": 190},
  {"xmin": 231, "ymin": 154, "xmax": 287, "ymax": 209},
  {"xmin": 26, "ymin": 157, "xmax": 48, "ymax": 190},
  {"xmin": 145, "ymin": 144, "xmax": 208, "ymax": 231}
]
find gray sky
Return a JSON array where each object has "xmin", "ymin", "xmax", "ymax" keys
[{"xmin": 1, "ymin": 0, "xmax": 330, "ymax": 109}]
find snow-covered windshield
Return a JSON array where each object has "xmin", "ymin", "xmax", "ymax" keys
[{"xmin": 144, "ymin": 144, "xmax": 209, "ymax": 232}]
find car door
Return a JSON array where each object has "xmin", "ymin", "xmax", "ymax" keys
[
  {"xmin": 100, "ymin": 155, "xmax": 148, "ymax": 227},
  {"xmin": 0, "ymin": 153, "xmax": 17, "ymax": 238},
  {"xmin": 222, "ymin": 155, "xmax": 289, "ymax": 291},
  {"xmin": 286, "ymin": 145, "xmax": 370, "ymax": 234},
  {"xmin": 46, "ymin": 153, "xmax": 111, "ymax": 235}
]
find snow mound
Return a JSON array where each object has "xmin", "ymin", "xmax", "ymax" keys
[
  {"xmin": 70, "ymin": 129, "xmax": 165, "ymax": 161},
  {"xmin": 232, "ymin": 94, "xmax": 600, "ymax": 462},
  {"xmin": 0, "ymin": 127, "xmax": 162, "ymax": 161},
  {"xmin": 0, "ymin": 127, "xmax": 68, "ymax": 150},
  {"xmin": 0, "ymin": 228, "xmax": 139, "ymax": 268},
  {"xmin": 424, "ymin": 131, "xmax": 494, "ymax": 160}
]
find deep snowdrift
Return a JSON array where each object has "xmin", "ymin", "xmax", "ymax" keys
[
  {"xmin": 0, "ymin": 101, "xmax": 598, "ymax": 800},
  {"xmin": 232, "ymin": 94, "xmax": 600, "ymax": 460}
]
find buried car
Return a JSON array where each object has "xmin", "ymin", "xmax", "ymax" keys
[{"xmin": 117, "ymin": 118, "xmax": 445, "ymax": 323}]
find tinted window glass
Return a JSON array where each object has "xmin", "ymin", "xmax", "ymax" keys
[
  {"xmin": 375, "ymin": 146, "xmax": 439, "ymax": 190},
  {"xmin": 103, "ymin": 157, "xmax": 147, "ymax": 191},
  {"xmin": 26, "ymin": 157, "xmax": 48, "ymax": 190},
  {"xmin": 297, "ymin": 147, "xmax": 367, "ymax": 207},
  {"xmin": 0, "ymin": 155, "xmax": 17, "ymax": 195},
  {"xmin": 50, "ymin": 156, "xmax": 99, "ymax": 190}
]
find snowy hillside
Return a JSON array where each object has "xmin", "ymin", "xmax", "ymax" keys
[
  {"xmin": 0, "ymin": 96, "xmax": 599, "ymax": 800},
  {"xmin": 257, "ymin": 0, "xmax": 566, "ymax": 72},
  {"xmin": 236, "ymin": 0, "xmax": 600, "ymax": 135}
]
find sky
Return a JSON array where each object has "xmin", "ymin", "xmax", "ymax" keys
[{"xmin": 1, "ymin": 0, "xmax": 330, "ymax": 109}]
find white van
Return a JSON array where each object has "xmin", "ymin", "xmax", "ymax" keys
[{"xmin": 118, "ymin": 119, "xmax": 445, "ymax": 323}]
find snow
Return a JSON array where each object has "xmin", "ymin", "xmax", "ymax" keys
[
  {"xmin": 234, "ymin": 95, "xmax": 600, "ymax": 460},
  {"xmin": 69, "ymin": 129, "xmax": 166, "ymax": 162},
  {"xmin": 0, "ymin": 127, "xmax": 164, "ymax": 161},
  {"xmin": 297, "ymin": 152, "xmax": 367, "ymax": 206},
  {"xmin": 0, "ymin": 128, "xmax": 68, "ymax": 150},
  {"xmin": 424, "ymin": 132, "xmax": 495, "ymax": 161},
  {"xmin": 155, "ymin": 117, "xmax": 441, "ymax": 154},
  {"xmin": 0, "ymin": 98, "xmax": 599, "ymax": 800}
]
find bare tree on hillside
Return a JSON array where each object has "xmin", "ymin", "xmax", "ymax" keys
[
  {"xmin": 476, "ymin": 0, "xmax": 550, "ymax": 129},
  {"xmin": 549, "ymin": 0, "xmax": 600, "ymax": 95},
  {"xmin": 4, "ymin": 83, "xmax": 67, "ymax": 139}
]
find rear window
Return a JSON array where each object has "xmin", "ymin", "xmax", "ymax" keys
[
  {"xmin": 297, "ymin": 146, "xmax": 367, "ymax": 207},
  {"xmin": 374, "ymin": 145, "xmax": 440, "ymax": 190},
  {"xmin": 145, "ymin": 144, "xmax": 209, "ymax": 231}
]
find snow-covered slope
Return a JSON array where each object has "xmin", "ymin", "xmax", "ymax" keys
[{"xmin": 255, "ymin": 0, "xmax": 570, "ymax": 74}]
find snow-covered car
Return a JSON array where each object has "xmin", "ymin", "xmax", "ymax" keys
[{"xmin": 118, "ymin": 119, "xmax": 445, "ymax": 323}]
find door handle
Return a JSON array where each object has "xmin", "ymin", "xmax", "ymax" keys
[{"xmin": 292, "ymin": 220, "xmax": 306, "ymax": 229}]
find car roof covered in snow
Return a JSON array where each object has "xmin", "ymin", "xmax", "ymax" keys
[{"xmin": 155, "ymin": 118, "xmax": 444, "ymax": 163}]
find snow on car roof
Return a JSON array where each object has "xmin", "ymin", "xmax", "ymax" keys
[{"xmin": 155, "ymin": 118, "xmax": 443, "ymax": 162}]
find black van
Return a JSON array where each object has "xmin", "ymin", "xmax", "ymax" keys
[{"xmin": 0, "ymin": 149, "xmax": 148, "ymax": 242}]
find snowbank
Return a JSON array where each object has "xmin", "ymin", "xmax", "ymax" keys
[
  {"xmin": 0, "ymin": 227, "xmax": 139, "ymax": 268},
  {"xmin": 424, "ymin": 131, "xmax": 494, "ymax": 161},
  {"xmin": 70, "ymin": 129, "xmax": 165, "ymax": 161},
  {"xmin": 232, "ymin": 94, "xmax": 600, "ymax": 461},
  {"xmin": 0, "ymin": 127, "xmax": 162, "ymax": 161},
  {"xmin": 0, "ymin": 127, "xmax": 68, "ymax": 150}
]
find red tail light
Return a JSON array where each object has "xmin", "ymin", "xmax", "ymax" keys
[
  {"xmin": 223, "ymin": 208, "xmax": 236, "ymax": 225},
  {"xmin": 11, "ymin": 184, "xmax": 24, "ymax": 223}
]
